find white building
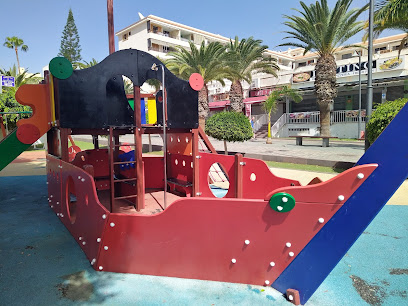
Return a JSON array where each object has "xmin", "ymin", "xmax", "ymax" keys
[{"xmin": 116, "ymin": 15, "xmax": 408, "ymax": 138}]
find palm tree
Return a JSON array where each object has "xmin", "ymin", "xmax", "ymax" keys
[
  {"xmin": 3, "ymin": 36, "xmax": 29, "ymax": 73},
  {"xmin": 280, "ymin": 0, "xmax": 367, "ymax": 136},
  {"xmin": 225, "ymin": 36, "xmax": 279, "ymax": 113},
  {"xmin": 371, "ymin": 0, "xmax": 408, "ymax": 56},
  {"xmin": 166, "ymin": 41, "xmax": 229, "ymax": 127},
  {"xmin": 263, "ymin": 86, "xmax": 302, "ymax": 144}
]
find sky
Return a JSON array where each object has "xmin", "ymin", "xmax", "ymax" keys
[{"xmin": 0, "ymin": 0, "xmax": 402, "ymax": 75}]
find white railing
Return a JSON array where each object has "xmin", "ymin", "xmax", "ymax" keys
[
  {"xmin": 271, "ymin": 113, "xmax": 288, "ymax": 137},
  {"xmin": 330, "ymin": 109, "xmax": 367, "ymax": 124},
  {"xmin": 269, "ymin": 109, "xmax": 367, "ymax": 137},
  {"xmin": 253, "ymin": 114, "xmax": 268, "ymax": 132}
]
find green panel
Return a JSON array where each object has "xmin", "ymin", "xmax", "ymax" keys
[
  {"xmin": 49, "ymin": 57, "xmax": 73, "ymax": 80},
  {"xmin": 128, "ymin": 99, "xmax": 134, "ymax": 110},
  {"xmin": 0, "ymin": 129, "xmax": 31, "ymax": 172}
]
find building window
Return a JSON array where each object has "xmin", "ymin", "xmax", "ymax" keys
[
  {"xmin": 298, "ymin": 62, "xmax": 306, "ymax": 67},
  {"xmin": 163, "ymin": 46, "xmax": 170, "ymax": 53},
  {"xmin": 375, "ymin": 46, "xmax": 386, "ymax": 53},
  {"xmin": 163, "ymin": 30, "xmax": 170, "ymax": 37},
  {"xmin": 341, "ymin": 53, "xmax": 352, "ymax": 59},
  {"xmin": 128, "ymin": 31, "xmax": 131, "ymax": 36},
  {"xmin": 122, "ymin": 33, "xmax": 128, "ymax": 41}
]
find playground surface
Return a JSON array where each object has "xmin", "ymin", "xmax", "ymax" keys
[{"xmin": 0, "ymin": 151, "xmax": 407, "ymax": 305}]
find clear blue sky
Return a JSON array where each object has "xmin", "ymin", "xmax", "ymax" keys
[{"xmin": 0, "ymin": 0, "xmax": 401, "ymax": 75}]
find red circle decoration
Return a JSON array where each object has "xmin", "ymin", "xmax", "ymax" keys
[
  {"xmin": 189, "ymin": 73, "xmax": 204, "ymax": 91},
  {"xmin": 16, "ymin": 124, "xmax": 41, "ymax": 144}
]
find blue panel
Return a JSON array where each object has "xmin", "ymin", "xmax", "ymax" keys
[
  {"xmin": 141, "ymin": 98, "xmax": 146, "ymax": 125},
  {"xmin": 272, "ymin": 103, "xmax": 408, "ymax": 304}
]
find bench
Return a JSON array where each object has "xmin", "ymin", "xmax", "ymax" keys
[
  {"xmin": 290, "ymin": 136, "xmax": 338, "ymax": 147},
  {"xmin": 167, "ymin": 178, "xmax": 193, "ymax": 197}
]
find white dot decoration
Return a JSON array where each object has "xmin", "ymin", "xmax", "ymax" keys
[
  {"xmin": 282, "ymin": 197, "xmax": 288, "ymax": 203},
  {"xmin": 318, "ymin": 218, "xmax": 325, "ymax": 224},
  {"xmin": 185, "ymin": 137, "xmax": 189, "ymax": 143},
  {"xmin": 286, "ymin": 242, "xmax": 292, "ymax": 248},
  {"xmin": 289, "ymin": 295, "xmax": 294, "ymax": 301},
  {"xmin": 270, "ymin": 262, "xmax": 275, "ymax": 267},
  {"xmin": 289, "ymin": 252, "xmax": 295, "ymax": 257},
  {"xmin": 357, "ymin": 173, "xmax": 364, "ymax": 179},
  {"xmin": 102, "ymin": 214, "xmax": 107, "ymax": 219},
  {"xmin": 97, "ymin": 238, "xmax": 101, "ymax": 242},
  {"xmin": 277, "ymin": 206, "xmax": 283, "ymax": 211},
  {"xmin": 175, "ymin": 159, "xmax": 178, "ymax": 165},
  {"xmin": 231, "ymin": 258, "xmax": 237, "ymax": 264},
  {"xmin": 82, "ymin": 241, "xmax": 86, "ymax": 245},
  {"xmin": 177, "ymin": 137, "xmax": 180, "ymax": 142},
  {"xmin": 104, "ymin": 246, "xmax": 109, "ymax": 250},
  {"xmin": 191, "ymin": 162, "xmax": 193, "ymax": 168},
  {"xmin": 265, "ymin": 280, "xmax": 270, "ymax": 285},
  {"xmin": 338, "ymin": 195, "xmax": 345, "ymax": 201},
  {"xmin": 110, "ymin": 222, "xmax": 115, "ymax": 227},
  {"xmin": 244, "ymin": 240, "xmax": 250, "ymax": 245},
  {"xmin": 182, "ymin": 160, "xmax": 186, "ymax": 167},
  {"xmin": 99, "ymin": 266, "xmax": 103, "ymax": 270},
  {"xmin": 79, "ymin": 237, "xmax": 82, "ymax": 240},
  {"xmin": 250, "ymin": 173, "xmax": 256, "ymax": 181},
  {"xmin": 170, "ymin": 136, "xmax": 173, "ymax": 142}
]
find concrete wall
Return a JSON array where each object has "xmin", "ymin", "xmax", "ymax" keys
[
  {"xmin": 278, "ymin": 122, "xmax": 366, "ymax": 139},
  {"xmin": 118, "ymin": 23, "xmax": 148, "ymax": 51}
]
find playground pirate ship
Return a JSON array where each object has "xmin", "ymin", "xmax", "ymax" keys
[{"xmin": 1, "ymin": 49, "xmax": 407, "ymax": 305}]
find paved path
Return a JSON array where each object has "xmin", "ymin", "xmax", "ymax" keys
[{"xmin": 0, "ymin": 175, "xmax": 406, "ymax": 305}]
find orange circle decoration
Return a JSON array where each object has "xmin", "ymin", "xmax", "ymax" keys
[
  {"xmin": 16, "ymin": 124, "xmax": 41, "ymax": 144},
  {"xmin": 189, "ymin": 73, "xmax": 204, "ymax": 91}
]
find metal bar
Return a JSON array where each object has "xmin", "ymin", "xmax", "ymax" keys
[
  {"xmin": 114, "ymin": 195, "xmax": 137, "ymax": 200},
  {"xmin": 235, "ymin": 154, "xmax": 243, "ymax": 198},
  {"xmin": 192, "ymin": 129, "xmax": 199, "ymax": 197},
  {"xmin": 358, "ymin": 53, "xmax": 362, "ymax": 139},
  {"xmin": 109, "ymin": 127, "xmax": 114, "ymax": 212},
  {"xmin": 113, "ymin": 161, "xmax": 137, "ymax": 165},
  {"xmin": 161, "ymin": 64, "xmax": 167, "ymax": 208},
  {"xmin": 114, "ymin": 178, "xmax": 137, "ymax": 182},
  {"xmin": 134, "ymin": 86, "xmax": 145, "ymax": 211}
]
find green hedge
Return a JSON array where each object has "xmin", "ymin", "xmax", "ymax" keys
[
  {"xmin": 366, "ymin": 98, "xmax": 408, "ymax": 144},
  {"xmin": 205, "ymin": 111, "xmax": 253, "ymax": 142}
]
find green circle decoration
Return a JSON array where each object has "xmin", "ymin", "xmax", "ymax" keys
[
  {"xmin": 49, "ymin": 57, "xmax": 73, "ymax": 80},
  {"xmin": 269, "ymin": 192, "xmax": 296, "ymax": 213}
]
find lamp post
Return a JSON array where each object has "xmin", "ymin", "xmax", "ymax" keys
[
  {"xmin": 365, "ymin": 0, "xmax": 374, "ymax": 150},
  {"xmin": 353, "ymin": 50, "xmax": 362, "ymax": 139}
]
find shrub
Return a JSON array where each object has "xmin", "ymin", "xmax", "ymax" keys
[
  {"xmin": 366, "ymin": 98, "xmax": 407, "ymax": 144},
  {"xmin": 205, "ymin": 111, "xmax": 253, "ymax": 142}
]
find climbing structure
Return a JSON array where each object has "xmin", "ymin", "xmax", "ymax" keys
[{"xmin": 1, "ymin": 49, "xmax": 407, "ymax": 305}]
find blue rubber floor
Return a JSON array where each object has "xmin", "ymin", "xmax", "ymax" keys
[{"xmin": 0, "ymin": 176, "xmax": 407, "ymax": 305}]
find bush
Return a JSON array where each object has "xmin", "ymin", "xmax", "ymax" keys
[
  {"xmin": 205, "ymin": 111, "xmax": 253, "ymax": 142},
  {"xmin": 366, "ymin": 98, "xmax": 407, "ymax": 144}
]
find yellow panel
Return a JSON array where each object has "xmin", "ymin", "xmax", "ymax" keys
[{"xmin": 147, "ymin": 98, "xmax": 157, "ymax": 124}]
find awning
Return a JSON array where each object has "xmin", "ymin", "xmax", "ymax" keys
[
  {"xmin": 243, "ymin": 95, "xmax": 268, "ymax": 104},
  {"xmin": 209, "ymin": 96, "xmax": 268, "ymax": 109},
  {"xmin": 209, "ymin": 100, "xmax": 230, "ymax": 109}
]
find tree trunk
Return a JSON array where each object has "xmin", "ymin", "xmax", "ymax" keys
[
  {"xmin": 198, "ymin": 84, "xmax": 209, "ymax": 123},
  {"xmin": 15, "ymin": 47, "xmax": 20, "ymax": 73},
  {"xmin": 229, "ymin": 80, "xmax": 243, "ymax": 112},
  {"xmin": 266, "ymin": 118, "xmax": 272, "ymax": 144},
  {"xmin": 224, "ymin": 140, "xmax": 228, "ymax": 155},
  {"xmin": 315, "ymin": 54, "xmax": 337, "ymax": 137}
]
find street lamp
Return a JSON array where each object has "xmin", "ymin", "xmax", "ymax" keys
[{"xmin": 352, "ymin": 50, "xmax": 362, "ymax": 139}]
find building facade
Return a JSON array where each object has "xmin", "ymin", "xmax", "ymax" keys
[{"xmin": 116, "ymin": 15, "xmax": 408, "ymax": 138}]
